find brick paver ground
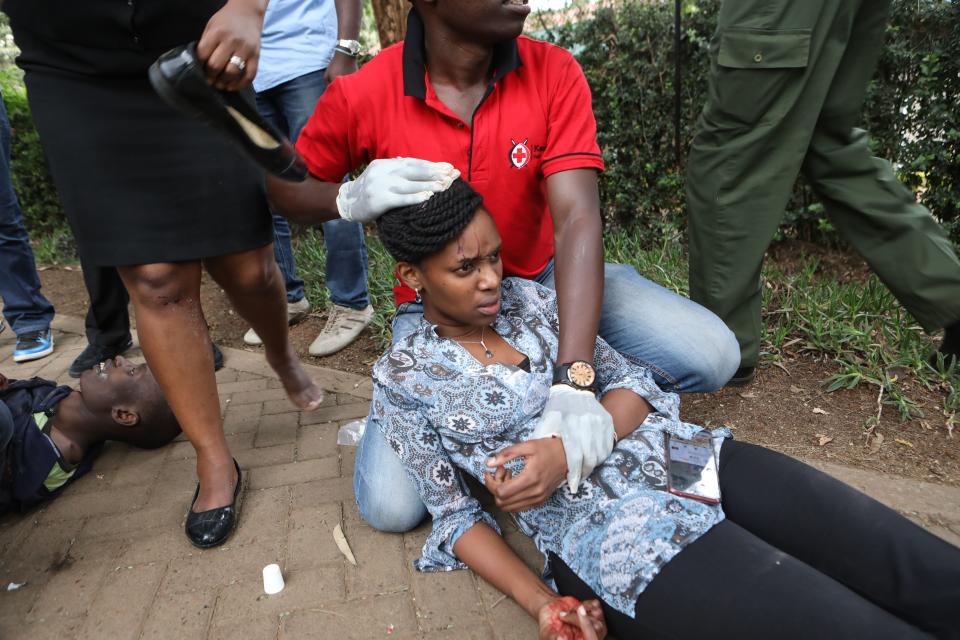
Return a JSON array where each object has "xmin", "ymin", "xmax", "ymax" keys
[{"xmin": 1, "ymin": 317, "xmax": 958, "ymax": 639}]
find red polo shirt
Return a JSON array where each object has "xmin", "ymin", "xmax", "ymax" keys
[{"xmin": 296, "ymin": 10, "xmax": 605, "ymax": 304}]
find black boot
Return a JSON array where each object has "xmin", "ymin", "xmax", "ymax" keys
[
  {"xmin": 725, "ymin": 366, "xmax": 756, "ymax": 387},
  {"xmin": 929, "ymin": 321, "xmax": 960, "ymax": 369},
  {"xmin": 69, "ymin": 338, "xmax": 134, "ymax": 378}
]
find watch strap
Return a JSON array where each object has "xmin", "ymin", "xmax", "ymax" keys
[
  {"xmin": 552, "ymin": 362, "xmax": 597, "ymax": 391},
  {"xmin": 552, "ymin": 364, "xmax": 569, "ymax": 385},
  {"xmin": 335, "ymin": 39, "xmax": 361, "ymax": 57}
]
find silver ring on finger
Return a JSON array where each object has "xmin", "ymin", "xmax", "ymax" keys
[{"xmin": 228, "ymin": 55, "xmax": 247, "ymax": 71}]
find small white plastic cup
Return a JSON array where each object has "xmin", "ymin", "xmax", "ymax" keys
[{"xmin": 262, "ymin": 563, "xmax": 285, "ymax": 595}]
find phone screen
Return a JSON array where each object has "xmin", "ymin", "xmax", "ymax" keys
[{"xmin": 665, "ymin": 433, "xmax": 721, "ymax": 504}]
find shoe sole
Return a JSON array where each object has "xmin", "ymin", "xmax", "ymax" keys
[
  {"xmin": 308, "ymin": 330, "xmax": 366, "ymax": 356},
  {"xmin": 724, "ymin": 370, "xmax": 757, "ymax": 388},
  {"xmin": 13, "ymin": 340, "xmax": 54, "ymax": 363},
  {"xmin": 244, "ymin": 307, "xmax": 312, "ymax": 346}
]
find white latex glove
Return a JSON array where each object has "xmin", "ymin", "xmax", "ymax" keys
[
  {"xmin": 530, "ymin": 384, "xmax": 616, "ymax": 493},
  {"xmin": 336, "ymin": 157, "xmax": 460, "ymax": 223}
]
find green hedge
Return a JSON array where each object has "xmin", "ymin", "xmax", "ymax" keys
[
  {"xmin": 0, "ymin": 67, "xmax": 64, "ymax": 236},
  {"xmin": 3, "ymin": 1, "xmax": 958, "ymax": 247},
  {"xmin": 546, "ymin": 0, "xmax": 960, "ymax": 244}
]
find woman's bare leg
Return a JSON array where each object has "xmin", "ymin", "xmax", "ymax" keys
[
  {"xmin": 117, "ymin": 261, "xmax": 236, "ymax": 512},
  {"xmin": 204, "ymin": 244, "xmax": 324, "ymax": 411}
]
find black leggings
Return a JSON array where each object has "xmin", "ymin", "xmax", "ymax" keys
[{"xmin": 551, "ymin": 440, "xmax": 960, "ymax": 639}]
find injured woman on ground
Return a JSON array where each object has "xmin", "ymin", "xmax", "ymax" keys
[{"xmin": 366, "ymin": 178, "xmax": 960, "ymax": 640}]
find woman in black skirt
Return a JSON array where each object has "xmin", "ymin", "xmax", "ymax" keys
[{"xmin": 3, "ymin": 0, "xmax": 325, "ymax": 547}]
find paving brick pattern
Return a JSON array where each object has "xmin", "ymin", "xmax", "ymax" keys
[{"xmin": 0, "ymin": 318, "xmax": 958, "ymax": 639}]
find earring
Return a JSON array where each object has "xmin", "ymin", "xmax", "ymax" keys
[{"xmin": 414, "ymin": 288, "xmax": 422, "ymax": 304}]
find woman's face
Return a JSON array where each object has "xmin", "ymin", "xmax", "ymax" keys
[{"xmin": 404, "ymin": 207, "xmax": 503, "ymax": 331}]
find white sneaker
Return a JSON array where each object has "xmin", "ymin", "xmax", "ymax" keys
[
  {"xmin": 243, "ymin": 297, "xmax": 312, "ymax": 346},
  {"xmin": 308, "ymin": 304, "xmax": 374, "ymax": 356}
]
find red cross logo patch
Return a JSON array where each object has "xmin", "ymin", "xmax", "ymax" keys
[{"xmin": 509, "ymin": 139, "xmax": 530, "ymax": 169}]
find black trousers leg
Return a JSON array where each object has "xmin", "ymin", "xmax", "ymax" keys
[
  {"xmin": 718, "ymin": 440, "xmax": 960, "ymax": 638},
  {"xmin": 80, "ymin": 260, "xmax": 130, "ymax": 348},
  {"xmin": 552, "ymin": 520, "xmax": 934, "ymax": 640},
  {"xmin": 550, "ymin": 440, "xmax": 960, "ymax": 639}
]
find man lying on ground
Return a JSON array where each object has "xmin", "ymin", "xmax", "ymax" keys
[{"xmin": 0, "ymin": 356, "xmax": 180, "ymax": 514}]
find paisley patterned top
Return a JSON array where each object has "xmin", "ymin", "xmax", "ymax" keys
[{"xmin": 370, "ymin": 278, "xmax": 728, "ymax": 616}]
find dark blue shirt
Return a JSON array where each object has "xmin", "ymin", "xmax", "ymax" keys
[{"xmin": 0, "ymin": 378, "xmax": 98, "ymax": 513}]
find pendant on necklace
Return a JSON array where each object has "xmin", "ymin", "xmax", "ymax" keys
[{"xmin": 484, "ymin": 349, "xmax": 494, "ymax": 359}]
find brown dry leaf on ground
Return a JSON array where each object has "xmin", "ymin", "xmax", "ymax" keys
[
  {"xmin": 333, "ymin": 523, "xmax": 357, "ymax": 566},
  {"xmin": 813, "ymin": 407, "xmax": 830, "ymax": 415},
  {"xmin": 816, "ymin": 434, "xmax": 834, "ymax": 446}
]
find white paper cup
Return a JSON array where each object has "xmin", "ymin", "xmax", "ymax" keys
[{"xmin": 262, "ymin": 563, "xmax": 285, "ymax": 595}]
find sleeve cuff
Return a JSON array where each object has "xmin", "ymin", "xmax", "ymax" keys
[
  {"xmin": 413, "ymin": 509, "xmax": 501, "ymax": 573},
  {"xmin": 541, "ymin": 153, "xmax": 605, "ymax": 178},
  {"xmin": 601, "ymin": 368, "xmax": 679, "ymax": 421}
]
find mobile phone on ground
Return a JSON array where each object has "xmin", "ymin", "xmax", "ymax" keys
[{"xmin": 664, "ymin": 433, "xmax": 721, "ymax": 504}]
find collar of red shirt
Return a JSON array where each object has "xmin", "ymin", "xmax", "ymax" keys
[{"xmin": 401, "ymin": 8, "xmax": 524, "ymax": 100}]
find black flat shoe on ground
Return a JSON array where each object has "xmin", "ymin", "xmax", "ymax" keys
[
  {"xmin": 185, "ymin": 459, "xmax": 244, "ymax": 549},
  {"xmin": 725, "ymin": 366, "xmax": 756, "ymax": 388},
  {"xmin": 149, "ymin": 43, "xmax": 307, "ymax": 182}
]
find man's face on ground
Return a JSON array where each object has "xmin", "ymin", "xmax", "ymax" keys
[
  {"xmin": 78, "ymin": 355, "xmax": 161, "ymax": 416},
  {"xmin": 429, "ymin": 0, "xmax": 530, "ymax": 44}
]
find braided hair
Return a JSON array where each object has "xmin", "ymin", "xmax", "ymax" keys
[{"xmin": 376, "ymin": 178, "xmax": 484, "ymax": 264}]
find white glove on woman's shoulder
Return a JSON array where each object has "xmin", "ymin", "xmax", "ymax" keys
[
  {"xmin": 530, "ymin": 384, "xmax": 616, "ymax": 493},
  {"xmin": 336, "ymin": 157, "xmax": 460, "ymax": 224}
]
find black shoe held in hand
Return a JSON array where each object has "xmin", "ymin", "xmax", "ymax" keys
[
  {"xmin": 185, "ymin": 459, "xmax": 244, "ymax": 549},
  {"xmin": 149, "ymin": 43, "xmax": 307, "ymax": 182}
]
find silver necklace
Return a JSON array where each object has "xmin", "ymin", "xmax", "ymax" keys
[{"xmin": 451, "ymin": 326, "xmax": 494, "ymax": 359}]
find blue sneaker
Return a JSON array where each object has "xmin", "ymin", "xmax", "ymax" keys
[{"xmin": 14, "ymin": 329, "xmax": 54, "ymax": 363}]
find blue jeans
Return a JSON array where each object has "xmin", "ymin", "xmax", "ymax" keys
[
  {"xmin": 255, "ymin": 69, "xmax": 369, "ymax": 308},
  {"xmin": 354, "ymin": 261, "xmax": 740, "ymax": 531},
  {"xmin": 0, "ymin": 97, "xmax": 54, "ymax": 335}
]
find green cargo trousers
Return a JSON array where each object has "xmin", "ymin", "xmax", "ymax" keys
[{"xmin": 686, "ymin": 0, "xmax": 960, "ymax": 368}]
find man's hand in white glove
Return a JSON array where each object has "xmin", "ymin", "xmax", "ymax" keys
[
  {"xmin": 336, "ymin": 157, "xmax": 460, "ymax": 224},
  {"xmin": 530, "ymin": 384, "xmax": 616, "ymax": 493}
]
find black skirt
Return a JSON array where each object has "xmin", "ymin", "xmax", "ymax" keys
[{"xmin": 24, "ymin": 70, "xmax": 272, "ymax": 267}]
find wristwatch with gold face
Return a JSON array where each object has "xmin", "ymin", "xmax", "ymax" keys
[{"xmin": 553, "ymin": 360, "xmax": 597, "ymax": 391}]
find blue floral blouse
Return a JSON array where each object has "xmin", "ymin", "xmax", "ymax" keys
[{"xmin": 369, "ymin": 278, "xmax": 729, "ymax": 617}]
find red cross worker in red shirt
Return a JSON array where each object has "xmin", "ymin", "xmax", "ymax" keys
[{"xmin": 267, "ymin": 0, "xmax": 739, "ymax": 533}]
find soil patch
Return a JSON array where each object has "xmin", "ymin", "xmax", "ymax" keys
[
  {"xmin": 35, "ymin": 267, "xmax": 380, "ymax": 377},
  {"xmin": 683, "ymin": 360, "xmax": 959, "ymax": 486}
]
